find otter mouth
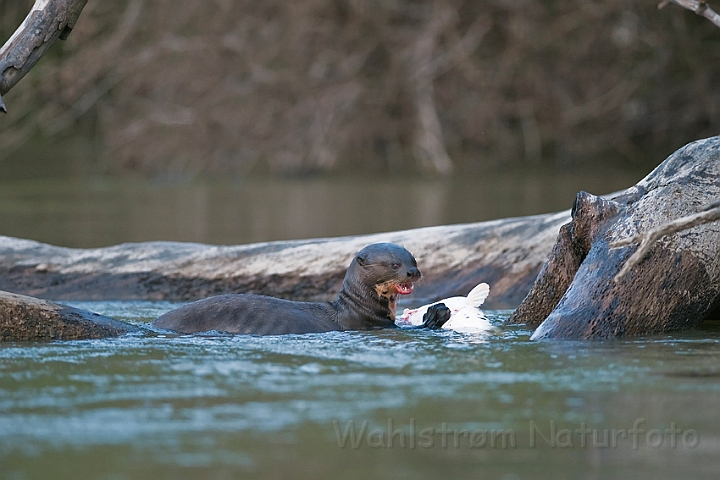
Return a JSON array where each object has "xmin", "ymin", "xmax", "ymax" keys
[
  {"xmin": 374, "ymin": 280, "xmax": 416, "ymax": 321},
  {"xmin": 394, "ymin": 282, "xmax": 414, "ymax": 295},
  {"xmin": 375, "ymin": 280, "xmax": 415, "ymax": 302}
]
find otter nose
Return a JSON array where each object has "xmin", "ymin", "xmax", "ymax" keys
[{"xmin": 406, "ymin": 267, "xmax": 421, "ymax": 279}]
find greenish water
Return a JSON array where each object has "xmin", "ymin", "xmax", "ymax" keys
[
  {"xmin": 0, "ymin": 171, "xmax": 644, "ymax": 248},
  {"xmin": 2, "ymin": 302, "xmax": 720, "ymax": 479},
  {"xmin": 0, "ymin": 169, "xmax": 711, "ymax": 478}
]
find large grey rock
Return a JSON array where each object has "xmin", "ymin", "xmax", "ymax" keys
[
  {"xmin": 0, "ymin": 211, "xmax": 571, "ymax": 309},
  {"xmin": 0, "ymin": 290, "xmax": 137, "ymax": 341},
  {"xmin": 507, "ymin": 136, "xmax": 720, "ymax": 339}
]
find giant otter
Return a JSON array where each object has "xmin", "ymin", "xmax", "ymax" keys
[{"xmin": 152, "ymin": 243, "xmax": 450, "ymax": 335}]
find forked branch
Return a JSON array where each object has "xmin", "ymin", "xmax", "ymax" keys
[
  {"xmin": 659, "ymin": 0, "xmax": 720, "ymax": 28},
  {"xmin": 0, "ymin": 0, "xmax": 89, "ymax": 113}
]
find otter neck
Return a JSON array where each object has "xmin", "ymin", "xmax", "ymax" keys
[{"xmin": 334, "ymin": 280, "xmax": 396, "ymax": 330}]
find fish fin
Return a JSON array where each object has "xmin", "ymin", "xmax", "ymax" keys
[{"xmin": 466, "ymin": 283, "xmax": 490, "ymax": 307}]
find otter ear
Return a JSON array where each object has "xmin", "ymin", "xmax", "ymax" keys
[{"xmin": 356, "ymin": 256, "xmax": 368, "ymax": 267}]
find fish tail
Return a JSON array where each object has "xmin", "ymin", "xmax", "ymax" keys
[{"xmin": 466, "ymin": 283, "xmax": 490, "ymax": 307}]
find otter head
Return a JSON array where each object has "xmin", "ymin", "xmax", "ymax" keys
[{"xmin": 347, "ymin": 243, "xmax": 422, "ymax": 318}]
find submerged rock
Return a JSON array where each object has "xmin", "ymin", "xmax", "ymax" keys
[
  {"xmin": 507, "ymin": 136, "xmax": 720, "ymax": 339},
  {"xmin": 0, "ymin": 290, "xmax": 137, "ymax": 341}
]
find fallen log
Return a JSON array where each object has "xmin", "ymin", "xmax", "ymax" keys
[
  {"xmin": 0, "ymin": 290, "xmax": 137, "ymax": 341},
  {"xmin": 0, "ymin": 210, "xmax": 571, "ymax": 309},
  {"xmin": 506, "ymin": 135, "xmax": 720, "ymax": 339}
]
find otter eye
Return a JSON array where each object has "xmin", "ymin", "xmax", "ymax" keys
[{"xmin": 391, "ymin": 262, "xmax": 401, "ymax": 270}]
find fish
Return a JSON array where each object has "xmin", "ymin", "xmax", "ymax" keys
[{"xmin": 397, "ymin": 283, "xmax": 492, "ymax": 332}]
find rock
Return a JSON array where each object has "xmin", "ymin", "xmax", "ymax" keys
[
  {"xmin": 506, "ymin": 136, "xmax": 720, "ymax": 339},
  {"xmin": 0, "ymin": 211, "xmax": 571, "ymax": 309},
  {"xmin": 0, "ymin": 290, "xmax": 138, "ymax": 341}
]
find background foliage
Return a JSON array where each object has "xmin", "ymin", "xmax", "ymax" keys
[{"xmin": 1, "ymin": 0, "xmax": 719, "ymax": 177}]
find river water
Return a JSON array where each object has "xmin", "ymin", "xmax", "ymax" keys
[
  {"xmin": 2, "ymin": 302, "xmax": 720, "ymax": 479},
  {"xmin": 0, "ymin": 171, "xmax": 642, "ymax": 248},
  {"xmin": 3, "ymin": 170, "xmax": 719, "ymax": 478}
]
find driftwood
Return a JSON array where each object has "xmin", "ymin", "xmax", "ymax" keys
[
  {"xmin": 0, "ymin": 209, "xmax": 571, "ymax": 341},
  {"xmin": 0, "ymin": 210, "xmax": 570, "ymax": 310},
  {"xmin": 660, "ymin": 0, "xmax": 720, "ymax": 28},
  {"xmin": 0, "ymin": 0, "xmax": 89, "ymax": 113},
  {"xmin": 506, "ymin": 136, "xmax": 720, "ymax": 339},
  {"xmin": 3, "ymin": 134, "xmax": 719, "ymax": 341},
  {"xmin": 0, "ymin": 290, "xmax": 137, "ymax": 341}
]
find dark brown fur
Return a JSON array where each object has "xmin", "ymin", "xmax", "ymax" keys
[{"xmin": 152, "ymin": 243, "xmax": 421, "ymax": 335}]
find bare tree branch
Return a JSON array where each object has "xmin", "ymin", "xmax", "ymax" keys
[
  {"xmin": 0, "ymin": 0, "xmax": 90, "ymax": 113},
  {"xmin": 610, "ymin": 200, "xmax": 720, "ymax": 281},
  {"xmin": 660, "ymin": 0, "xmax": 720, "ymax": 29}
]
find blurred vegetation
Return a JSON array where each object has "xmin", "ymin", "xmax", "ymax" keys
[{"xmin": 1, "ymin": 0, "xmax": 719, "ymax": 178}]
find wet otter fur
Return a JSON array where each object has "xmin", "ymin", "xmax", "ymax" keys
[{"xmin": 153, "ymin": 243, "xmax": 449, "ymax": 335}]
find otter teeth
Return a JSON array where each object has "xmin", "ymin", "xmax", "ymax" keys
[{"xmin": 395, "ymin": 283, "xmax": 414, "ymax": 295}]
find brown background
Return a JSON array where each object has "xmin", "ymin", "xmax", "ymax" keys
[{"xmin": 1, "ymin": 0, "xmax": 719, "ymax": 178}]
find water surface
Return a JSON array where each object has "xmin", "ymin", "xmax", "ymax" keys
[
  {"xmin": 0, "ymin": 171, "xmax": 644, "ymax": 248},
  {"xmin": 2, "ymin": 302, "xmax": 719, "ymax": 479},
  {"xmin": 1, "ymin": 168, "xmax": 711, "ymax": 479}
]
